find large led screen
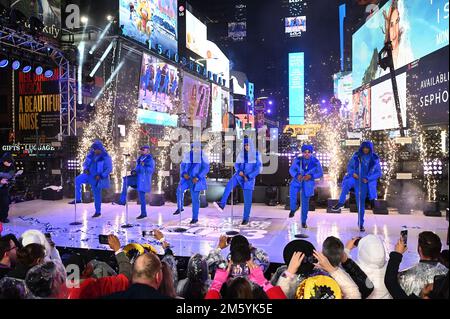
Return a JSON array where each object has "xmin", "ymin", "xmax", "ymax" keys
[
  {"xmin": 119, "ymin": 0, "xmax": 178, "ymax": 54},
  {"xmin": 288, "ymin": 52, "xmax": 305, "ymax": 125},
  {"xmin": 351, "ymin": 85, "xmax": 371, "ymax": 130},
  {"xmin": 352, "ymin": 0, "xmax": 448, "ymax": 90},
  {"xmin": 186, "ymin": 10, "xmax": 207, "ymax": 58},
  {"xmin": 285, "ymin": 16, "xmax": 306, "ymax": 37},
  {"xmin": 181, "ymin": 74, "xmax": 211, "ymax": 128}
]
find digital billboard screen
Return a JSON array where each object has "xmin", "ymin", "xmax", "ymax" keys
[
  {"xmin": 352, "ymin": 0, "xmax": 448, "ymax": 90},
  {"xmin": 186, "ymin": 10, "xmax": 207, "ymax": 58},
  {"xmin": 288, "ymin": 52, "xmax": 305, "ymax": 125},
  {"xmin": 181, "ymin": 74, "xmax": 211, "ymax": 128},
  {"xmin": 228, "ymin": 22, "xmax": 247, "ymax": 41},
  {"xmin": 119, "ymin": 0, "xmax": 178, "ymax": 54},
  {"xmin": 285, "ymin": 16, "xmax": 306, "ymax": 37},
  {"xmin": 351, "ymin": 85, "xmax": 371, "ymax": 130},
  {"xmin": 138, "ymin": 52, "xmax": 180, "ymax": 125}
]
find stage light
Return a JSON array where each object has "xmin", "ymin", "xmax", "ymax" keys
[
  {"xmin": 81, "ymin": 16, "xmax": 89, "ymax": 25},
  {"xmin": 44, "ymin": 69, "xmax": 54, "ymax": 78},
  {"xmin": 12, "ymin": 60, "xmax": 20, "ymax": 70},
  {"xmin": 267, "ymin": 109, "xmax": 271, "ymax": 114},
  {"xmin": 0, "ymin": 59, "xmax": 8, "ymax": 68},
  {"xmin": 89, "ymin": 21, "xmax": 113, "ymax": 55},
  {"xmin": 107, "ymin": 15, "xmax": 114, "ymax": 21},
  {"xmin": 89, "ymin": 41, "xmax": 114, "ymax": 77},
  {"xmin": 247, "ymin": 101, "xmax": 252, "ymax": 106},
  {"xmin": 22, "ymin": 64, "xmax": 32, "ymax": 73},
  {"xmin": 268, "ymin": 100, "xmax": 273, "ymax": 105},
  {"xmin": 35, "ymin": 66, "xmax": 43, "ymax": 75},
  {"xmin": 321, "ymin": 99, "xmax": 326, "ymax": 104}
]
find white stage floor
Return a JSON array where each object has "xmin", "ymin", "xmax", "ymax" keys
[{"xmin": 2, "ymin": 199, "xmax": 448, "ymax": 270}]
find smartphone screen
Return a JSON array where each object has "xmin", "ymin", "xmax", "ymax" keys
[
  {"xmin": 401, "ymin": 230, "xmax": 408, "ymax": 245},
  {"xmin": 142, "ymin": 230, "xmax": 154, "ymax": 237},
  {"xmin": 354, "ymin": 237, "xmax": 362, "ymax": 247},
  {"xmin": 99, "ymin": 235, "xmax": 109, "ymax": 245}
]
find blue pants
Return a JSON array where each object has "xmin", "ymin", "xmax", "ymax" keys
[
  {"xmin": 75, "ymin": 173, "xmax": 102, "ymax": 213},
  {"xmin": 355, "ymin": 183, "xmax": 368, "ymax": 227},
  {"xmin": 338, "ymin": 179, "xmax": 354, "ymax": 204},
  {"xmin": 289, "ymin": 183, "xmax": 310, "ymax": 224},
  {"xmin": 177, "ymin": 181, "xmax": 200, "ymax": 220},
  {"xmin": 119, "ymin": 175, "xmax": 147, "ymax": 215},
  {"xmin": 219, "ymin": 176, "xmax": 253, "ymax": 221}
]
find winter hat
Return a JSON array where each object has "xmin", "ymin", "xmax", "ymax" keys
[
  {"xmin": 140, "ymin": 145, "xmax": 150, "ymax": 150},
  {"xmin": 187, "ymin": 254, "xmax": 209, "ymax": 283},
  {"xmin": 357, "ymin": 234, "xmax": 387, "ymax": 270},
  {"xmin": 295, "ymin": 275, "xmax": 342, "ymax": 299},
  {"xmin": 301, "ymin": 144, "xmax": 314, "ymax": 153},
  {"xmin": 20, "ymin": 230, "xmax": 52, "ymax": 260}
]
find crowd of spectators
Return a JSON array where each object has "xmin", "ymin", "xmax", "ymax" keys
[{"xmin": 0, "ymin": 226, "xmax": 448, "ymax": 299}]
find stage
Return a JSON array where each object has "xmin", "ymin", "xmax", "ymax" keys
[{"xmin": 2, "ymin": 199, "xmax": 448, "ymax": 270}]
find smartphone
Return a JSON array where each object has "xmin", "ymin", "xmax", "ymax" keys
[
  {"xmin": 44, "ymin": 233, "xmax": 52, "ymax": 239},
  {"xmin": 226, "ymin": 236, "xmax": 233, "ymax": 245},
  {"xmin": 99, "ymin": 235, "xmax": 109, "ymax": 245},
  {"xmin": 354, "ymin": 237, "xmax": 362, "ymax": 247},
  {"xmin": 401, "ymin": 229, "xmax": 408, "ymax": 245},
  {"xmin": 142, "ymin": 230, "xmax": 154, "ymax": 237}
]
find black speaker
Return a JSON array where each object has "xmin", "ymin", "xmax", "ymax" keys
[
  {"xmin": 82, "ymin": 190, "xmax": 93, "ymax": 203},
  {"xmin": 41, "ymin": 188, "xmax": 63, "ymax": 200},
  {"xmin": 102, "ymin": 188, "xmax": 115, "ymax": 203},
  {"xmin": 200, "ymin": 193, "xmax": 208, "ymax": 208},
  {"xmin": 265, "ymin": 186, "xmax": 279, "ymax": 206},
  {"xmin": 423, "ymin": 201, "xmax": 442, "ymax": 217},
  {"xmin": 150, "ymin": 193, "xmax": 165, "ymax": 206},
  {"xmin": 373, "ymin": 199, "xmax": 389, "ymax": 215}
]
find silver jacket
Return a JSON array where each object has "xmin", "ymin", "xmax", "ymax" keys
[{"xmin": 398, "ymin": 261, "xmax": 448, "ymax": 296}]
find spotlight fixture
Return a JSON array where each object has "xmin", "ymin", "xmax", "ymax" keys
[
  {"xmin": 35, "ymin": 66, "xmax": 43, "ymax": 75},
  {"xmin": 12, "ymin": 60, "xmax": 21, "ymax": 70},
  {"xmin": 0, "ymin": 59, "xmax": 8, "ymax": 68},
  {"xmin": 44, "ymin": 69, "xmax": 54, "ymax": 78},
  {"xmin": 22, "ymin": 62, "xmax": 32, "ymax": 73}
]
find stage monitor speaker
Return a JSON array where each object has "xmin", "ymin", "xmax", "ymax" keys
[
  {"xmin": 265, "ymin": 186, "xmax": 279, "ymax": 206},
  {"xmin": 102, "ymin": 188, "xmax": 115, "ymax": 203},
  {"xmin": 150, "ymin": 193, "xmax": 165, "ymax": 206},
  {"xmin": 41, "ymin": 188, "xmax": 63, "ymax": 200},
  {"xmin": 373, "ymin": 200, "xmax": 389, "ymax": 215},
  {"xmin": 423, "ymin": 201, "xmax": 442, "ymax": 217},
  {"xmin": 254, "ymin": 186, "xmax": 268, "ymax": 203},
  {"xmin": 82, "ymin": 191, "xmax": 93, "ymax": 203}
]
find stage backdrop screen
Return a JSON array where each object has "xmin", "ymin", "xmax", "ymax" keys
[
  {"xmin": 407, "ymin": 46, "xmax": 449, "ymax": 125},
  {"xmin": 370, "ymin": 72, "xmax": 407, "ymax": 131},
  {"xmin": 138, "ymin": 52, "xmax": 180, "ymax": 126},
  {"xmin": 352, "ymin": 0, "xmax": 449, "ymax": 90},
  {"xmin": 181, "ymin": 74, "xmax": 211, "ymax": 128},
  {"xmin": 333, "ymin": 71, "xmax": 353, "ymax": 120},
  {"xmin": 285, "ymin": 16, "xmax": 306, "ymax": 37},
  {"xmin": 119, "ymin": 0, "xmax": 178, "ymax": 54},
  {"xmin": 351, "ymin": 85, "xmax": 371, "ymax": 130},
  {"xmin": 186, "ymin": 10, "xmax": 207, "ymax": 58}
]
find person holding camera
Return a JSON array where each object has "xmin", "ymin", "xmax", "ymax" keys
[
  {"xmin": 69, "ymin": 140, "xmax": 112, "ymax": 218},
  {"xmin": 114, "ymin": 145, "xmax": 155, "ymax": 219}
]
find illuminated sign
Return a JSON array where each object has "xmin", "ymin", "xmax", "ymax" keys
[
  {"xmin": 288, "ymin": 52, "xmax": 305, "ymax": 124},
  {"xmin": 283, "ymin": 124, "xmax": 321, "ymax": 137},
  {"xmin": 137, "ymin": 109, "xmax": 178, "ymax": 127}
]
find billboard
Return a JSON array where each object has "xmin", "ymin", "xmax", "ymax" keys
[
  {"xmin": 14, "ymin": 68, "xmax": 61, "ymax": 143},
  {"xmin": 119, "ymin": 0, "xmax": 178, "ymax": 54},
  {"xmin": 351, "ymin": 85, "xmax": 371, "ymax": 130},
  {"xmin": 138, "ymin": 52, "xmax": 180, "ymax": 125},
  {"xmin": 371, "ymin": 72, "xmax": 407, "ymax": 131},
  {"xmin": 228, "ymin": 22, "xmax": 246, "ymax": 41},
  {"xmin": 205, "ymin": 40, "xmax": 230, "ymax": 88},
  {"xmin": 181, "ymin": 74, "xmax": 211, "ymax": 128},
  {"xmin": 186, "ymin": 10, "xmax": 207, "ymax": 58},
  {"xmin": 211, "ymin": 83, "xmax": 222, "ymax": 132},
  {"xmin": 0, "ymin": 0, "xmax": 61, "ymax": 39},
  {"xmin": 407, "ymin": 46, "xmax": 449, "ymax": 125},
  {"xmin": 285, "ymin": 16, "xmax": 306, "ymax": 37},
  {"xmin": 288, "ymin": 52, "xmax": 305, "ymax": 125},
  {"xmin": 352, "ymin": 0, "xmax": 449, "ymax": 89},
  {"xmin": 333, "ymin": 72, "xmax": 353, "ymax": 120}
]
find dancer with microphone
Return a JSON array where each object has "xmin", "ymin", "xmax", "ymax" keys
[
  {"xmin": 288, "ymin": 144, "xmax": 323, "ymax": 229},
  {"xmin": 69, "ymin": 140, "xmax": 112, "ymax": 218},
  {"xmin": 332, "ymin": 141, "xmax": 381, "ymax": 231},
  {"xmin": 173, "ymin": 142, "xmax": 210, "ymax": 224},
  {"xmin": 114, "ymin": 145, "xmax": 155, "ymax": 219}
]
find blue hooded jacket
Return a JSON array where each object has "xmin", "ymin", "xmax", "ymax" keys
[
  {"xmin": 82, "ymin": 140, "xmax": 113, "ymax": 189},
  {"xmin": 134, "ymin": 151, "xmax": 155, "ymax": 193},
  {"xmin": 289, "ymin": 144, "xmax": 323, "ymax": 197},
  {"xmin": 180, "ymin": 142, "xmax": 210, "ymax": 192},
  {"xmin": 345, "ymin": 141, "xmax": 381, "ymax": 200},
  {"xmin": 234, "ymin": 138, "xmax": 262, "ymax": 190}
]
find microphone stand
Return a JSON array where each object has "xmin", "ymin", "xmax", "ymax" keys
[{"xmin": 121, "ymin": 154, "xmax": 133, "ymax": 228}]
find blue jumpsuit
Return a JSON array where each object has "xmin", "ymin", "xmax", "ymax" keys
[
  {"xmin": 289, "ymin": 156, "xmax": 323, "ymax": 224},
  {"xmin": 219, "ymin": 139, "xmax": 262, "ymax": 221},
  {"xmin": 343, "ymin": 141, "xmax": 381, "ymax": 227},
  {"xmin": 177, "ymin": 145, "xmax": 210, "ymax": 220},
  {"xmin": 75, "ymin": 141, "xmax": 112, "ymax": 214},
  {"xmin": 118, "ymin": 154, "xmax": 155, "ymax": 216}
]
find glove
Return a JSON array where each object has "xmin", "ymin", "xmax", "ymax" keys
[{"xmin": 249, "ymin": 267, "xmax": 273, "ymax": 292}]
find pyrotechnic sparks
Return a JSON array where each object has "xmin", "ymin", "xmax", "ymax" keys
[
  {"xmin": 156, "ymin": 126, "xmax": 174, "ymax": 193},
  {"xmin": 382, "ymin": 137, "xmax": 399, "ymax": 200}
]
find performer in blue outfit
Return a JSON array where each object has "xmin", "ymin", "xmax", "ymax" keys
[
  {"xmin": 173, "ymin": 142, "xmax": 210, "ymax": 224},
  {"xmin": 288, "ymin": 144, "xmax": 323, "ymax": 229},
  {"xmin": 114, "ymin": 145, "xmax": 155, "ymax": 219},
  {"xmin": 213, "ymin": 137, "xmax": 262, "ymax": 225},
  {"xmin": 69, "ymin": 140, "xmax": 112, "ymax": 218},
  {"xmin": 332, "ymin": 141, "xmax": 381, "ymax": 231}
]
